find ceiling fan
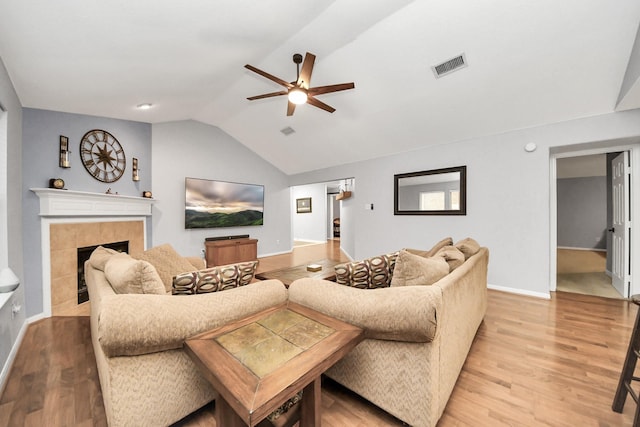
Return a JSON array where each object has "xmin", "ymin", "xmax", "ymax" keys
[{"xmin": 245, "ymin": 52, "xmax": 355, "ymax": 116}]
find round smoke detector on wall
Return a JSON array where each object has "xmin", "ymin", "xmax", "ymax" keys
[{"xmin": 524, "ymin": 142, "xmax": 537, "ymax": 153}]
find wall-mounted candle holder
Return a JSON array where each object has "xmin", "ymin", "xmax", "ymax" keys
[
  {"xmin": 59, "ymin": 135, "xmax": 70, "ymax": 168},
  {"xmin": 132, "ymin": 157, "xmax": 140, "ymax": 181}
]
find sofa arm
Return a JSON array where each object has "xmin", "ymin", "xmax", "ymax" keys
[
  {"xmin": 288, "ymin": 278, "xmax": 442, "ymax": 342},
  {"xmin": 97, "ymin": 280, "xmax": 287, "ymax": 357}
]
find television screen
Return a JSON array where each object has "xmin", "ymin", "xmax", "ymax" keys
[{"xmin": 185, "ymin": 177, "xmax": 264, "ymax": 229}]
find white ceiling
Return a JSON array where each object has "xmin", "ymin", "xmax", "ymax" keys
[{"xmin": 1, "ymin": 1, "xmax": 640, "ymax": 175}]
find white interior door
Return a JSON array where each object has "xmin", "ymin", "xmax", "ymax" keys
[{"xmin": 611, "ymin": 151, "xmax": 630, "ymax": 297}]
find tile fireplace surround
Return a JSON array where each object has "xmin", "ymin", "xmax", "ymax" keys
[{"xmin": 31, "ymin": 188, "xmax": 155, "ymax": 316}]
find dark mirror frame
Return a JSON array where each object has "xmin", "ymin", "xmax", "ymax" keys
[{"xmin": 394, "ymin": 165, "xmax": 467, "ymax": 215}]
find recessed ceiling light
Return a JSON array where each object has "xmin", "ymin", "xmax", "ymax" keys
[{"xmin": 136, "ymin": 103, "xmax": 153, "ymax": 110}]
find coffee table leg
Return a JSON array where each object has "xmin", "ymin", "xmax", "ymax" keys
[
  {"xmin": 216, "ymin": 396, "xmax": 246, "ymax": 427},
  {"xmin": 300, "ymin": 377, "xmax": 321, "ymax": 426}
]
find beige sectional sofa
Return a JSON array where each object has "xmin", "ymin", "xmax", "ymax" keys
[
  {"xmin": 85, "ymin": 246, "xmax": 288, "ymax": 427},
  {"xmin": 288, "ymin": 243, "xmax": 489, "ymax": 427}
]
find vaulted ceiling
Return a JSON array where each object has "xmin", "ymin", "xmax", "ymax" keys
[{"xmin": 1, "ymin": 1, "xmax": 639, "ymax": 174}]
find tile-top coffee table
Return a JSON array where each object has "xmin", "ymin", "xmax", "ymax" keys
[
  {"xmin": 184, "ymin": 302, "xmax": 363, "ymax": 427},
  {"xmin": 254, "ymin": 259, "xmax": 342, "ymax": 287}
]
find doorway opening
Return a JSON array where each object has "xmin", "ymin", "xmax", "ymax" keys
[{"xmin": 553, "ymin": 148, "xmax": 634, "ymax": 299}]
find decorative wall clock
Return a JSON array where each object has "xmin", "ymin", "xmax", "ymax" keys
[{"xmin": 80, "ymin": 129, "xmax": 126, "ymax": 183}]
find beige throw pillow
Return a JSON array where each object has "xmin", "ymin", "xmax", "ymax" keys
[
  {"xmin": 391, "ymin": 250, "xmax": 449, "ymax": 287},
  {"xmin": 88, "ymin": 246, "xmax": 120, "ymax": 271},
  {"xmin": 133, "ymin": 243, "xmax": 196, "ymax": 292},
  {"xmin": 454, "ymin": 237, "xmax": 481, "ymax": 260},
  {"xmin": 104, "ymin": 253, "xmax": 166, "ymax": 295},
  {"xmin": 435, "ymin": 245, "xmax": 466, "ymax": 271}
]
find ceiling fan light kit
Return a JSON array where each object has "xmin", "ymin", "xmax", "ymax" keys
[
  {"xmin": 245, "ymin": 52, "xmax": 355, "ymax": 116},
  {"xmin": 288, "ymin": 88, "xmax": 308, "ymax": 105}
]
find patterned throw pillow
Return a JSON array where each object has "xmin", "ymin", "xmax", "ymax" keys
[
  {"xmin": 172, "ymin": 261, "xmax": 258, "ymax": 295},
  {"xmin": 335, "ymin": 252, "xmax": 399, "ymax": 289}
]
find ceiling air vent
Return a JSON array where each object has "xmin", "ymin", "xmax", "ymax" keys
[
  {"xmin": 432, "ymin": 53, "xmax": 467, "ymax": 79},
  {"xmin": 280, "ymin": 126, "xmax": 295, "ymax": 136}
]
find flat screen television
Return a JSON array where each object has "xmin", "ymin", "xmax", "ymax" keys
[{"xmin": 185, "ymin": 177, "xmax": 264, "ymax": 229}]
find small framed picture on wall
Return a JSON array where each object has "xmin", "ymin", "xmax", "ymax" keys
[{"xmin": 296, "ymin": 197, "xmax": 312, "ymax": 213}]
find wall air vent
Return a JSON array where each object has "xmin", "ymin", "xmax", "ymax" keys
[
  {"xmin": 432, "ymin": 53, "xmax": 467, "ymax": 78},
  {"xmin": 280, "ymin": 126, "xmax": 295, "ymax": 136}
]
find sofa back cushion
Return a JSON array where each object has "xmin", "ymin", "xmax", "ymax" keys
[
  {"xmin": 335, "ymin": 252, "xmax": 399, "ymax": 289},
  {"xmin": 104, "ymin": 253, "xmax": 166, "ymax": 295},
  {"xmin": 133, "ymin": 243, "xmax": 197, "ymax": 292},
  {"xmin": 404, "ymin": 236, "xmax": 453, "ymax": 259},
  {"xmin": 391, "ymin": 250, "xmax": 450, "ymax": 287},
  {"xmin": 454, "ymin": 237, "xmax": 481, "ymax": 260},
  {"xmin": 434, "ymin": 245, "xmax": 466, "ymax": 271},
  {"xmin": 172, "ymin": 261, "xmax": 259, "ymax": 295}
]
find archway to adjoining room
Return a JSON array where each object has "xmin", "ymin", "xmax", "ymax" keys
[{"xmin": 290, "ymin": 178, "xmax": 355, "ymax": 258}]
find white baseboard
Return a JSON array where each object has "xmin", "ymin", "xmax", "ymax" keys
[
  {"xmin": 259, "ymin": 249, "xmax": 292, "ymax": 258},
  {"xmin": 557, "ymin": 246, "xmax": 606, "ymax": 252},
  {"xmin": 487, "ymin": 283, "xmax": 551, "ymax": 300}
]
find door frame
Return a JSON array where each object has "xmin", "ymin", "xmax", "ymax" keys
[{"xmin": 550, "ymin": 144, "xmax": 640, "ymax": 295}]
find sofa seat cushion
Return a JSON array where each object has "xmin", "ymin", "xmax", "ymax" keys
[
  {"xmin": 104, "ymin": 253, "xmax": 166, "ymax": 295},
  {"xmin": 289, "ymin": 278, "xmax": 442, "ymax": 342},
  {"xmin": 97, "ymin": 280, "xmax": 288, "ymax": 357},
  {"xmin": 391, "ymin": 250, "xmax": 449, "ymax": 287},
  {"xmin": 133, "ymin": 243, "xmax": 197, "ymax": 292},
  {"xmin": 335, "ymin": 252, "xmax": 399, "ymax": 289},
  {"xmin": 172, "ymin": 261, "xmax": 259, "ymax": 295}
]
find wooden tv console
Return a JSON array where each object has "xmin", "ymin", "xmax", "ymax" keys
[{"xmin": 204, "ymin": 237, "xmax": 258, "ymax": 267}]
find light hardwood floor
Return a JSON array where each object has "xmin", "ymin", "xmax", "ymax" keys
[{"xmin": 1, "ymin": 242, "xmax": 638, "ymax": 426}]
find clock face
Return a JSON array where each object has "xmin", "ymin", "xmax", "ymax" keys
[{"xmin": 80, "ymin": 129, "xmax": 126, "ymax": 183}]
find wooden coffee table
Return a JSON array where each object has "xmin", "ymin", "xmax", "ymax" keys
[
  {"xmin": 184, "ymin": 302, "xmax": 363, "ymax": 427},
  {"xmin": 254, "ymin": 259, "xmax": 342, "ymax": 287}
]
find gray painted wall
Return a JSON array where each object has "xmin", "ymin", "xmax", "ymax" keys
[
  {"xmin": 288, "ymin": 109, "xmax": 640, "ymax": 297},
  {"xmin": 557, "ymin": 177, "xmax": 607, "ymax": 249},
  {"xmin": 151, "ymin": 120, "xmax": 290, "ymax": 259},
  {"xmin": 21, "ymin": 108, "xmax": 152, "ymax": 317},
  {"xmin": 292, "ymin": 183, "xmax": 328, "ymax": 242},
  {"xmin": 0, "ymin": 57, "xmax": 25, "ymax": 386}
]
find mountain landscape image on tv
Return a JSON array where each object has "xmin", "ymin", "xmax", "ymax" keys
[{"xmin": 185, "ymin": 177, "xmax": 264, "ymax": 229}]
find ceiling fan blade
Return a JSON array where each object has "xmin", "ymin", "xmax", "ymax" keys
[
  {"xmin": 247, "ymin": 90, "xmax": 288, "ymax": 101},
  {"xmin": 287, "ymin": 101, "xmax": 296, "ymax": 116},
  {"xmin": 297, "ymin": 52, "xmax": 316, "ymax": 89},
  {"xmin": 245, "ymin": 64, "xmax": 293, "ymax": 89},
  {"xmin": 307, "ymin": 96, "xmax": 335, "ymax": 113},
  {"xmin": 309, "ymin": 82, "xmax": 355, "ymax": 96}
]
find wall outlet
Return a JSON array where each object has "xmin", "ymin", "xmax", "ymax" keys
[{"xmin": 11, "ymin": 302, "xmax": 21, "ymax": 319}]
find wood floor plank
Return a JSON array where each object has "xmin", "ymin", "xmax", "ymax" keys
[{"xmin": 1, "ymin": 241, "xmax": 639, "ymax": 426}]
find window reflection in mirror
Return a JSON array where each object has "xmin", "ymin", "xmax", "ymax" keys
[{"xmin": 394, "ymin": 166, "xmax": 466, "ymax": 215}]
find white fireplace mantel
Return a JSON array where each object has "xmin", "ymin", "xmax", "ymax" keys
[{"xmin": 31, "ymin": 188, "xmax": 155, "ymax": 217}]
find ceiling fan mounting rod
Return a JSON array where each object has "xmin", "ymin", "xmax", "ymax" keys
[{"xmin": 293, "ymin": 53, "xmax": 303, "ymax": 81}]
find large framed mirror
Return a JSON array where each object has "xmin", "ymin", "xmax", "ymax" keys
[{"xmin": 394, "ymin": 166, "xmax": 466, "ymax": 215}]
